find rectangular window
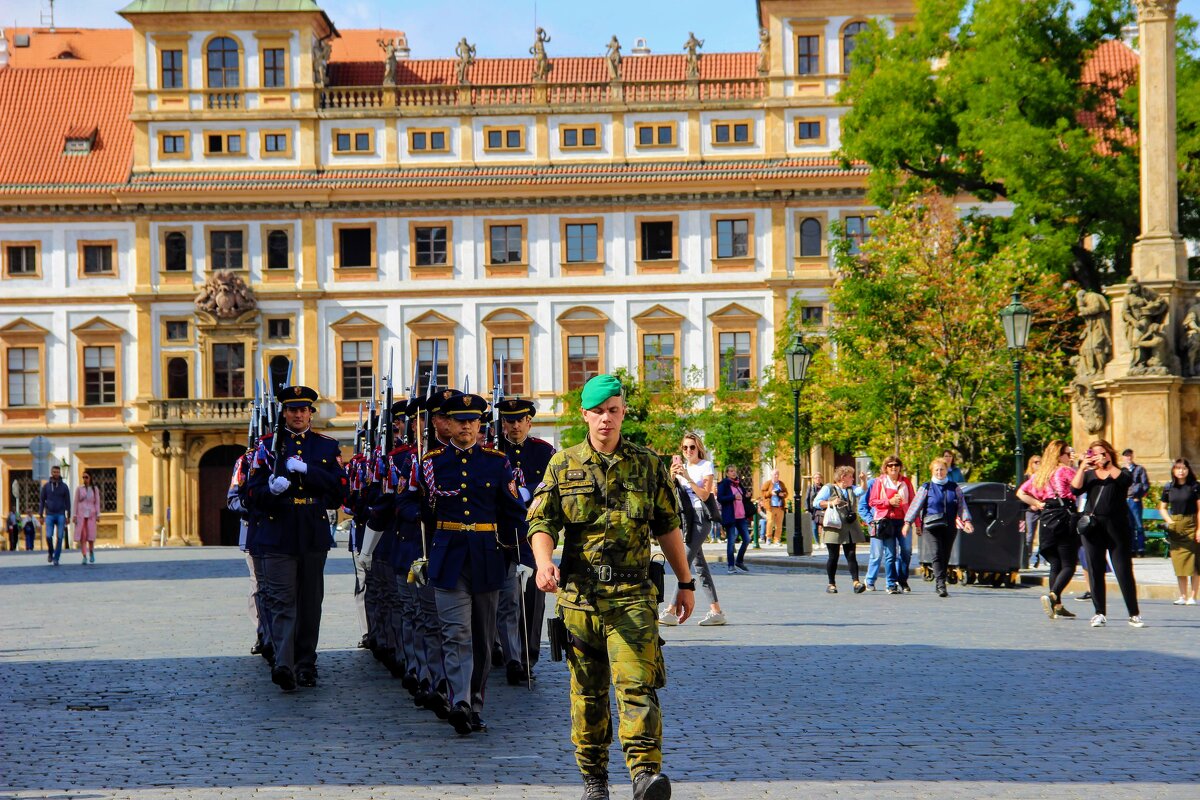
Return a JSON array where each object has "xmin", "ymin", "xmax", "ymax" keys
[
  {"xmin": 483, "ymin": 126, "xmax": 526, "ymax": 151},
  {"xmin": 267, "ymin": 318, "xmax": 291, "ymax": 340},
  {"xmin": 796, "ymin": 35, "xmax": 820, "ymax": 75},
  {"xmin": 334, "ymin": 130, "xmax": 374, "ymax": 154},
  {"xmin": 713, "ymin": 121, "xmax": 753, "ymax": 145},
  {"xmin": 265, "ymin": 229, "xmax": 290, "ymax": 269},
  {"xmin": 565, "ymin": 223, "xmax": 599, "ymax": 263},
  {"xmin": 488, "ymin": 225, "xmax": 523, "ymax": 264},
  {"xmin": 796, "ymin": 121, "xmax": 822, "ymax": 141},
  {"xmin": 11, "ymin": 470, "xmax": 39, "ymax": 513},
  {"xmin": 845, "ymin": 215, "xmax": 873, "ymax": 254},
  {"xmin": 566, "ymin": 335, "xmax": 600, "ymax": 390},
  {"xmin": 642, "ymin": 334, "xmax": 676, "ymax": 385},
  {"xmin": 263, "ymin": 133, "xmax": 289, "ymax": 153},
  {"xmin": 416, "ymin": 338, "xmax": 450, "ymax": 394},
  {"xmin": 800, "ymin": 306, "xmax": 825, "ymax": 326},
  {"xmin": 639, "ymin": 221, "xmax": 674, "ymax": 261},
  {"xmin": 165, "ymin": 320, "xmax": 189, "ymax": 341},
  {"xmin": 560, "ymin": 124, "xmax": 600, "ymax": 150},
  {"xmin": 341, "ymin": 340, "xmax": 374, "ymax": 401},
  {"xmin": 410, "ymin": 129, "xmax": 449, "ymax": 152},
  {"xmin": 5, "ymin": 245, "xmax": 37, "ymax": 276},
  {"xmin": 337, "ymin": 227, "xmax": 373, "ymax": 269},
  {"xmin": 83, "ymin": 345, "xmax": 117, "ymax": 405},
  {"xmin": 164, "ymin": 232, "xmax": 188, "ymax": 271},
  {"xmin": 90, "ymin": 467, "xmax": 119, "ymax": 513},
  {"xmin": 82, "ymin": 243, "xmax": 114, "ymax": 275},
  {"xmin": 718, "ymin": 332, "xmax": 752, "ymax": 390},
  {"xmin": 212, "ymin": 342, "xmax": 245, "ymax": 398},
  {"xmin": 716, "ymin": 219, "xmax": 750, "ymax": 259},
  {"xmin": 262, "ymin": 47, "xmax": 286, "ymax": 88},
  {"xmin": 209, "ymin": 230, "xmax": 244, "ymax": 270},
  {"xmin": 635, "ymin": 123, "xmax": 675, "ymax": 147},
  {"xmin": 161, "ymin": 134, "xmax": 187, "ymax": 155},
  {"xmin": 205, "ymin": 132, "xmax": 243, "ymax": 155},
  {"xmin": 492, "ymin": 337, "xmax": 525, "ymax": 395},
  {"xmin": 414, "ymin": 226, "xmax": 448, "ymax": 266},
  {"xmin": 161, "ymin": 49, "xmax": 184, "ymax": 89},
  {"xmin": 6, "ymin": 347, "xmax": 39, "ymax": 407}
]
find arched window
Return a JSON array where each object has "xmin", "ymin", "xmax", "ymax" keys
[
  {"xmin": 206, "ymin": 36, "xmax": 240, "ymax": 88},
  {"xmin": 164, "ymin": 231, "xmax": 187, "ymax": 272},
  {"xmin": 799, "ymin": 218, "xmax": 822, "ymax": 257},
  {"xmin": 842, "ymin": 22, "xmax": 868, "ymax": 73},
  {"xmin": 266, "ymin": 230, "xmax": 289, "ymax": 270},
  {"xmin": 166, "ymin": 357, "xmax": 189, "ymax": 399}
]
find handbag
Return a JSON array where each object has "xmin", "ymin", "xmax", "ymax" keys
[
  {"xmin": 821, "ymin": 488, "xmax": 844, "ymax": 530},
  {"xmin": 1076, "ymin": 484, "xmax": 1107, "ymax": 536}
]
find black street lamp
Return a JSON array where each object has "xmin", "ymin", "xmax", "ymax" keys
[
  {"xmin": 785, "ymin": 334, "xmax": 814, "ymax": 556},
  {"xmin": 999, "ymin": 292, "xmax": 1032, "ymax": 488}
]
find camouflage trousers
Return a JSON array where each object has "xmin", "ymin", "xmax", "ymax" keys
[{"xmin": 560, "ymin": 598, "xmax": 665, "ymax": 781}]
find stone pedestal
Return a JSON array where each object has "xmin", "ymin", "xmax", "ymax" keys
[{"xmin": 1093, "ymin": 376, "xmax": 1183, "ymax": 479}]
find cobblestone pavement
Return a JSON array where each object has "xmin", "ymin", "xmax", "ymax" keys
[{"xmin": 2, "ymin": 547, "xmax": 1198, "ymax": 800}]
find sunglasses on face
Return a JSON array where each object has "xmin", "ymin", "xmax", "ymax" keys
[{"xmin": 682, "ymin": 444, "xmax": 697, "ymax": 451}]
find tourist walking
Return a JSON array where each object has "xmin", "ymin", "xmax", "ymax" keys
[
  {"xmin": 858, "ymin": 472, "xmax": 883, "ymax": 590},
  {"xmin": 716, "ymin": 466, "xmax": 751, "ymax": 574},
  {"xmin": 760, "ymin": 468, "xmax": 788, "ymax": 546},
  {"xmin": 1121, "ymin": 449, "xmax": 1150, "ymax": 556},
  {"xmin": 661, "ymin": 432, "xmax": 725, "ymax": 626},
  {"xmin": 39, "ymin": 465, "xmax": 71, "ymax": 566},
  {"xmin": 1158, "ymin": 458, "xmax": 1200, "ymax": 605},
  {"xmin": 1022, "ymin": 455, "xmax": 1043, "ymax": 568},
  {"xmin": 1071, "ymin": 439, "xmax": 1143, "ymax": 628},
  {"xmin": 869, "ymin": 456, "xmax": 914, "ymax": 593},
  {"xmin": 814, "ymin": 466, "xmax": 866, "ymax": 593},
  {"xmin": 1017, "ymin": 440, "xmax": 1080, "ymax": 620},
  {"xmin": 805, "ymin": 472, "xmax": 825, "ymax": 548},
  {"xmin": 904, "ymin": 458, "xmax": 973, "ymax": 597},
  {"xmin": 6, "ymin": 509, "xmax": 18, "ymax": 552},
  {"xmin": 72, "ymin": 471, "xmax": 101, "ymax": 564}
]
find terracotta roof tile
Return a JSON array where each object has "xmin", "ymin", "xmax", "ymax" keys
[
  {"xmin": 329, "ymin": 28, "xmax": 404, "ymax": 63},
  {"xmin": 1, "ymin": 28, "xmax": 133, "ymax": 68},
  {"xmin": 1080, "ymin": 39, "xmax": 1138, "ymax": 153},
  {"xmin": 0, "ymin": 67, "xmax": 133, "ymax": 189}
]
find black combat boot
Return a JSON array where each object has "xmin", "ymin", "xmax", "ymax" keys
[
  {"xmin": 631, "ymin": 769, "xmax": 671, "ymax": 800},
  {"xmin": 448, "ymin": 701, "xmax": 472, "ymax": 735},
  {"xmin": 580, "ymin": 775, "xmax": 610, "ymax": 800}
]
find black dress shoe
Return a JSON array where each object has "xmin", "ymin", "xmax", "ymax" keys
[
  {"xmin": 506, "ymin": 660, "xmax": 525, "ymax": 686},
  {"xmin": 936, "ymin": 586, "xmax": 949, "ymax": 598},
  {"xmin": 250, "ymin": 641, "xmax": 264, "ymax": 655},
  {"xmin": 357, "ymin": 635, "xmax": 370, "ymax": 649},
  {"xmin": 261, "ymin": 643, "xmax": 275, "ymax": 664},
  {"xmin": 469, "ymin": 711, "xmax": 487, "ymax": 732},
  {"xmin": 402, "ymin": 671, "xmax": 419, "ymax": 695},
  {"xmin": 424, "ymin": 690, "xmax": 451, "ymax": 719},
  {"xmin": 632, "ymin": 769, "xmax": 671, "ymax": 800},
  {"xmin": 271, "ymin": 666, "xmax": 296, "ymax": 693},
  {"xmin": 296, "ymin": 670, "xmax": 317, "ymax": 688},
  {"xmin": 448, "ymin": 701, "xmax": 473, "ymax": 735},
  {"xmin": 491, "ymin": 642, "xmax": 505, "ymax": 668}
]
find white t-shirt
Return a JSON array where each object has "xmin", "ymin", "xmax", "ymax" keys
[{"xmin": 681, "ymin": 459, "xmax": 715, "ymax": 502}]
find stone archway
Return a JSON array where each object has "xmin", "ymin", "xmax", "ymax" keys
[{"xmin": 196, "ymin": 445, "xmax": 245, "ymax": 546}]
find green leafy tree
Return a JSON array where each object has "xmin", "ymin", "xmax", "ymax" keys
[
  {"xmin": 837, "ymin": 0, "xmax": 1159, "ymax": 291},
  {"xmin": 553, "ymin": 367, "xmax": 700, "ymax": 453}
]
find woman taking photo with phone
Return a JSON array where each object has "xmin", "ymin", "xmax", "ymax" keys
[
  {"xmin": 1017, "ymin": 441, "xmax": 1079, "ymax": 620},
  {"xmin": 1071, "ymin": 439, "xmax": 1143, "ymax": 628},
  {"xmin": 660, "ymin": 432, "xmax": 726, "ymax": 626}
]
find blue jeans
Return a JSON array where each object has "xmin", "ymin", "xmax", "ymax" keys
[
  {"xmin": 725, "ymin": 519, "xmax": 750, "ymax": 567},
  {"xmin": 45, "ymin": 513, "xmax": 67, "ymax": 563},
  {"xmin": 865, "ymin": 529, "xmax": 883, "ymax": 586},
  {"xmin": 896, "ymin": 526, "xmax": 912, "ymax": 584},
  {"xmin": 875, "ymin": 519, "xmax": 906, "ymax": 588},
  {"xmin": 1126, "ymin": 499, "xmax": 1145, "ymax": 553}
]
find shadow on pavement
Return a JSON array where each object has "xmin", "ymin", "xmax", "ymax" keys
[{"xmin": 0, "ymin": 550, "xmax": 354, "ymax": 586}]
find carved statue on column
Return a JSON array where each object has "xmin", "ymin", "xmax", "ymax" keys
[
  {"xmin": 1179, "ymin": 293, "xmax": 1200, "ymax": 377},
  {"xmin": 757, "ymin": 27, "xmax": 770, "ymax": 75},
  {"xmin": 1070, "ymin": 356, "xmax": 1107, "ymax": 434},
  {"xmin": 605, "ymin": 36, "xmax": 622, "ymax": 81},
  {"xmin": 684, "ymin": 32, "xmax": 704, "ymax": 79},
  {"xmin": 1122, "ymin": 279, "xmax": 1173, "ymax": 374},
  {"xmin": 379, "ymin": 38, "xmax": 400, "ymax": 86},
  {"xmin": 454, "ymin": 37, "xmax": 476, "ymax": 84},
  {"xmin": 530, "ymin": 27, "xmax": 552, "ymax": 81},
  {"xmin": 1075, "ymin": 288, "xmax": 1112, "ymax": 376},
  {"xmin": 312, "ymin": 38, "xmax": 332, "ymax": 87}
]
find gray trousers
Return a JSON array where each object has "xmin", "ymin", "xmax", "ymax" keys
[
  {"xmin": 435, "ymin": 575, "xmax": 499, "ymax": 714},
  {"xmin": 496, "ymin": 561, "xmax": 525, "ymax": 665},
  {"xmin": 416, "ymin": 582, "xmax": 446, "ymax": 688},
  {"xmin": 262, "ymin": 550, "xmax": 327, "ymax": 673},
  {"xmin": 247, "ymin": 553, "xmax": 272, "ymax": 645},
  {"xmin": 685, "ymin": 499, "xmax": 719, "ymax": 606},
  {"xmin": 396, "ymin": 576, "xmax": 422, "ymax": 678},
  {"xmin": 367, "ymin": 559, "xmax": 398, "ymax": 656},
  {"xmin": 352, "ymin": 552, "xmax": 368, "ymax": 638}
]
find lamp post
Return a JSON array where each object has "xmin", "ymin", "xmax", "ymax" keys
[
  {"xmin": 999, "ymin": 292, "xmax": 1032, "ymax": 488},
  {"xmin": 785, "ymin": 334, "xmax": 814, "ymax": 555}
]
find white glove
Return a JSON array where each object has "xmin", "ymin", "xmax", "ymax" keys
[
  {"xmin": 518, "ymin": 487, "xmax": 531, "ymax": 503},
  {"xmin": 286, "ymin": 456, "xmax": 308, "ymax": 474},
  {"xmin": 268, "ymin": 476, "xmax": 291, "ymax": 495},
  {"xmin": 515, "ymin": 563, "xmax": 534, "ymax": 590},
  {"xmin": 357, "ymin": 552, "xmax": 374, "ymax": 572},
  {"xmin": 359, "ymin": 525, "xmax": 383, "ymax": 563}
]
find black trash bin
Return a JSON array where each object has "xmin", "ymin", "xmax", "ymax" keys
[{"xmin": 949, "ymin": 482, "xmax": 1026, "ymax": 587}]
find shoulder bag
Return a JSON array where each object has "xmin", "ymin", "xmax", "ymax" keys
[
  {"xmin": 1076, "ymin": 483, "xmax": 1107, "ymax": 536},
  {"xmin": 821, "ymin": 489, "xmax": 844, "ymax": 530}
]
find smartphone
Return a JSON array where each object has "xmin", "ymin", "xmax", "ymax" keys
[{"xmin": 671, "ymin": 454, "xmax": 683, "ymax": 469}]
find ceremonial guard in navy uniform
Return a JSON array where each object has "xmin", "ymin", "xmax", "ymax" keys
[
  {"xmin": 419, "ymin": 393, "xmax": 526, "ymax": 734},
  {"xmin": 495, "ymin": 397, "xmax": 556, "ymax": 684},
  {"xmin": 344, "ymin": 440, "xmax": 372, "ymax": 648},
  {"xmin": 245, "ymin": 386, "xmax": 348, "ymax": 693}
]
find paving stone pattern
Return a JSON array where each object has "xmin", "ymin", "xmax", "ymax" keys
[{"xmin": 1, "ymin": 547, "xmax": 1197, "ymax": 799}]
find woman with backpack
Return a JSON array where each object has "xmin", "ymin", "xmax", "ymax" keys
[
  {"xmin": 903, "ymin": 457, "xmax": 974, "ymax": 597},
  {"xmin": 1017, "ymin": 440, "xmax": 1080, "ymax": 620},
  {"xmin": 814, "ymin": 466, "xmax": 867, "ymax": 593}
]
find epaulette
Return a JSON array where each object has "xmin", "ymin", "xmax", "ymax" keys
[
  {"xmin": 527, "ymin": 436, "xmax": 554, "ymax": 448},
  {"xmin": 424, "ymin": 447, "xmax": 446, "ymax": 460},
  {"xmin": 481, "ymin": 446, "xmax": 506, "ymax": 457},
  {"xmin": 310, "ymin": 430, "xmax": 337, "ymax": 441},
  {"xmin": 388, "ymin": 444, "xmax": 412, "ymax": 456}
]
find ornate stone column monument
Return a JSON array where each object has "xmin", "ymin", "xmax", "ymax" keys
[{"xmin": 1074, "ymin": 0, "xmax": 1199, "ymax": 478}]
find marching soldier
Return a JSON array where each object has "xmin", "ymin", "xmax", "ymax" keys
[
  {"xmin": 495, "ymin": 397, "xmax": 556, "ymax": 683},
  {"xmin": 245, "ymin": 385, "xmax": 348, "ymax": 693},
  {"xmin": 527, "ymin": 374, "xmax": 694, "ymax": 800},
  {"xmin": 419, "ymin": 393, "xmax": 526, "ymax": 735}
]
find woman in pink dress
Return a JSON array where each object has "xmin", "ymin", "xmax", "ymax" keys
[{"xmin": 73, "ymin": 471, "xmax": 101, "ymax": 564}]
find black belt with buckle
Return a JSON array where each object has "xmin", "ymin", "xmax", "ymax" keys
[{"xmin": 577, "ymin": 564, "xmax": 648, "ymax": 584}]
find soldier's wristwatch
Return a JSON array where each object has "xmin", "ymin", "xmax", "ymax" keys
[{"xmin": 677, "ymin": 579, "xmax": 696, "ymax": 591}]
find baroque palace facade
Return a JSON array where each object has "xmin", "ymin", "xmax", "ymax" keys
[{"xmin": 0, "ymin": 0, "xmax": 915, "ymax": 546}]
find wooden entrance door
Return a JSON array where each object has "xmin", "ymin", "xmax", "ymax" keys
[{"xmin": 197, "ymin": 445, "xmax": 245, "ymax": 546}]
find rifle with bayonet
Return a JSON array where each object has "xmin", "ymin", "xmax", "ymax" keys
[
  {"xmin": 487, "ymin": 355, "xmax": 504, "ymax": 446},
  {"xmin": 379, "ymin": 348, "xmax": 396, "ymax": 493},
  {"xmin": 269, "ymin": 360, "xmax": 293, "ymax": 478}
]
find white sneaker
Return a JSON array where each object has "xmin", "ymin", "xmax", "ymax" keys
[
  {"xmin": 1174, "ymin": 596, "xmax": 1187, "ymax": 605},
  {"xmin": 1090, "ymin": 614, "xmax": 1107, "ymax": 628},
  {"xmin": 1128, "ymin": 615, "xmax": 1145, "ymax": 628},
  {"xmin": 698, "ymin": 610, "xmax": 727, "ymax": 626},
  {"xmin": 657, "ymin": 608, "xmax": 679, "ymax": 627},
  {"xmin": 1187, "ymin": 598, "xmax": 1197, "ymax": 606}
]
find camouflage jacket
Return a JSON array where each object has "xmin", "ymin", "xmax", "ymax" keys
[{"xmin": 526, "ymin": 435, "xmax": 680, "ymax": 610}]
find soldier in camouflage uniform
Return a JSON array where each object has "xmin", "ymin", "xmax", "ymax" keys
[{"xmin": 527, "ymin": 374, "xmax": 695, "ymax": 800}]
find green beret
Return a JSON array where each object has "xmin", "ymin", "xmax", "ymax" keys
[{"xmin": 580, "ymin": 374, "xmax": 623, "ymax": 410}]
